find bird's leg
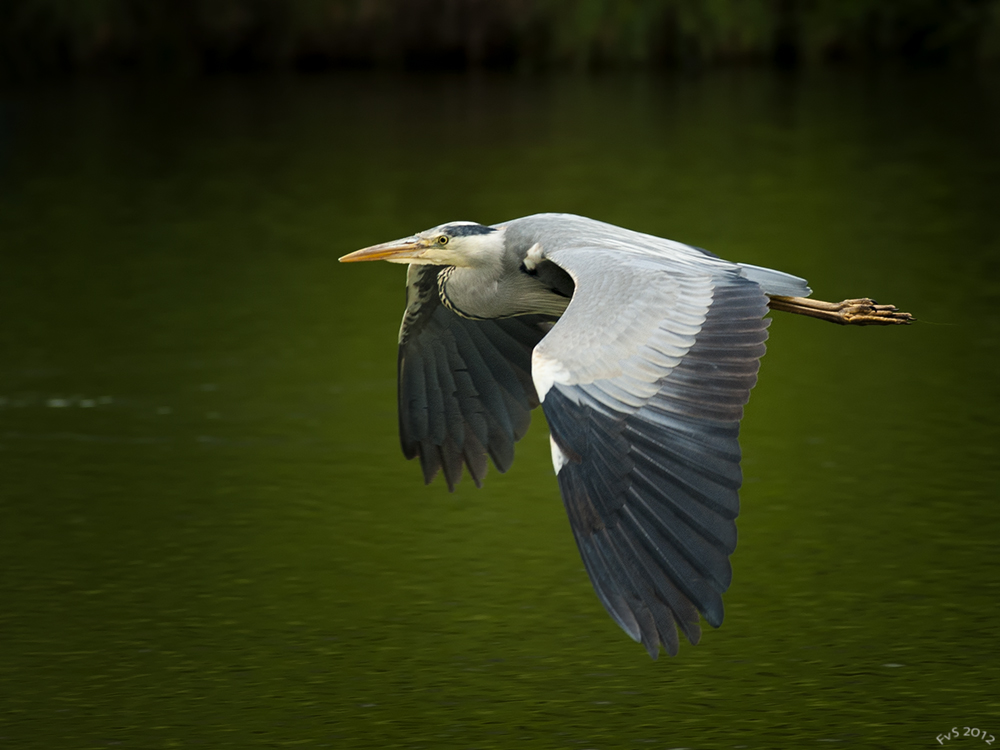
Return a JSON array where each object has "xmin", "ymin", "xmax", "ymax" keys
[{"xmin": 767, "ymin": 295, "xmax": 914, "ymax": 326}]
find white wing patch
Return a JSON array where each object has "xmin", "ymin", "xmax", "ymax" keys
[
  {"xmin": 523, "ymin": 242, "xmax": 545, "ymax": 271},
  {"xmin": 532, "ymin": 348, "xmax": 573, "ymax": 402},
  {"xmin": 549, "ymin": 434, "xmax": 569, "ymax": 474}
]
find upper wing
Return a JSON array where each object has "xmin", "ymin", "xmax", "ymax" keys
[
  {"xmin": 398, "ymin": 265, "xmax": 554, "ymax": 490},
  {"xmin": 533, "ymin": 247, "xmax": 770, "ymax": 658}
]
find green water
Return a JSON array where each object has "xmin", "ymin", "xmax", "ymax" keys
[{"xmin": 1, "ymin": 70, "xmax": 998, "ymax": 749}]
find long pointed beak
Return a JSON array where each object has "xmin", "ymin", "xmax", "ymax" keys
[{"xmin": 339, "ymin": 236, "xmax": 426, "ymax": 263}]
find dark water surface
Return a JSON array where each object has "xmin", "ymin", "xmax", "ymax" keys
[{"xmin": 1, "ymin": 70, "xmax": 998, "ymax": 748}]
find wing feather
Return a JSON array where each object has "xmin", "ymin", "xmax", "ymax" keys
[
  {"xmin": 534, "ymin": 246, "xmax": 770, "ymax": 656},
  {"xmin": 397, "ymin": 265, "xmax": 551, "ymax": 489}
]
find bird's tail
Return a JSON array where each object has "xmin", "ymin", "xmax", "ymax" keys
[{"xmin": 737, "ymin": 263, "xmax": 812, "ymax": 298}]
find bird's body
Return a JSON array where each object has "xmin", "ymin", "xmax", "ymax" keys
[{"xmin": 341, "ymin": 213, "xmax": 912, "ymax": 658}]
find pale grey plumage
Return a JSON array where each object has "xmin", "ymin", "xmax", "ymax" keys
[{"xmin": 343, "ymin": 212, "xmax": 816, "ymax": 659}]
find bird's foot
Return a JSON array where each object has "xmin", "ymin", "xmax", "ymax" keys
[{"xmin": 767, "ymin": 295, "xmax": 915, "ymax": 326}]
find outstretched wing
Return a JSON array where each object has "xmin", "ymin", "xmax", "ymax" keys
[
  {"xmin": 398, "ymin": 265, "xmax": 553, "ymax": 490},
  {"xmin": 533, "ymin": 247, "xmax": 770, "ymax": 658}
]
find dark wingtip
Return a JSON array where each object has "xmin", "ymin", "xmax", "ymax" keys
[
  {"xmin": 437, "ymin": 446, "xmax": 457, "ymax": 493},
  {"xmin": 680, "ymin": 619, "xmax": 702, "ymax": 646},
  {"xmin": 703, "ymin": 601, "xmax": 724, "ymax": 629},
  {"xmin": 418, "ymin": 444, "xmax": 441, "ymax": 486}
]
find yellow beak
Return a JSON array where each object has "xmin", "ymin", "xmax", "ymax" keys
[{"xmin": 339, "ymin": 236, "xmax": 427, "ymax": 263}]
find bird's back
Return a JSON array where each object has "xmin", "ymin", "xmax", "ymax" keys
[{"xmin": 500, "ymin": 213, "xmax": 811, "ymax": 298}]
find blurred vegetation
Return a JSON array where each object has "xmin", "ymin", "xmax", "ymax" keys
[{"xmin": 3, "ymin": 0, "xmax": 1000, "ymax": 77}]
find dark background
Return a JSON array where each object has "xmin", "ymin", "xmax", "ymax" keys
[{"xmin": 4, "ymin": 0, "xmax": 1000, "ymax": 78}]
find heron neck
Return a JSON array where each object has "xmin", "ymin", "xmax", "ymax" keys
[{"xmin": 438, "ymin": 264, "xmax": 569, "ymax": 320}]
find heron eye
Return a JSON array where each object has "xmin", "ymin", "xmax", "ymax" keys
[{"xmin": 437, "ymin": 235, "xmax": 449, "ymax": 245}]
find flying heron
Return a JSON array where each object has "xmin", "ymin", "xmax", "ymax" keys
[{"xmin": 340, "ymin": 213, "xmax": 912, "ymax": 659}]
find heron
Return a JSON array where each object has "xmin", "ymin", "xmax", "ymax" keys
[{"xmin": 340, "ymin": 213, "xmax": 912, "ymax": 659}]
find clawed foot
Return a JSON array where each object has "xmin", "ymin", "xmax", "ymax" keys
[
  {"xmin": 830, "ymin": 298, "xmax": 915, "ymax": 325},
  {"xmin": 767, "ymin": 295, "xmax": 915, "ymax": 326}
]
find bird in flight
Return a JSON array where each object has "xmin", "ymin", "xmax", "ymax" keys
[{"xmin": 340, "ymin": 213, "xmax": 912, "ymax": 659}]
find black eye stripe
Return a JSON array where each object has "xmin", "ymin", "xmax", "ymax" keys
[{"xmin": 444, "ymin": 224, "xmax": 495, "ymax": 237}]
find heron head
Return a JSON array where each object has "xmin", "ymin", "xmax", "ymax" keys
[{"xmin": 339, "ymin": 221, "xmax": 503, "ymax": 267}]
